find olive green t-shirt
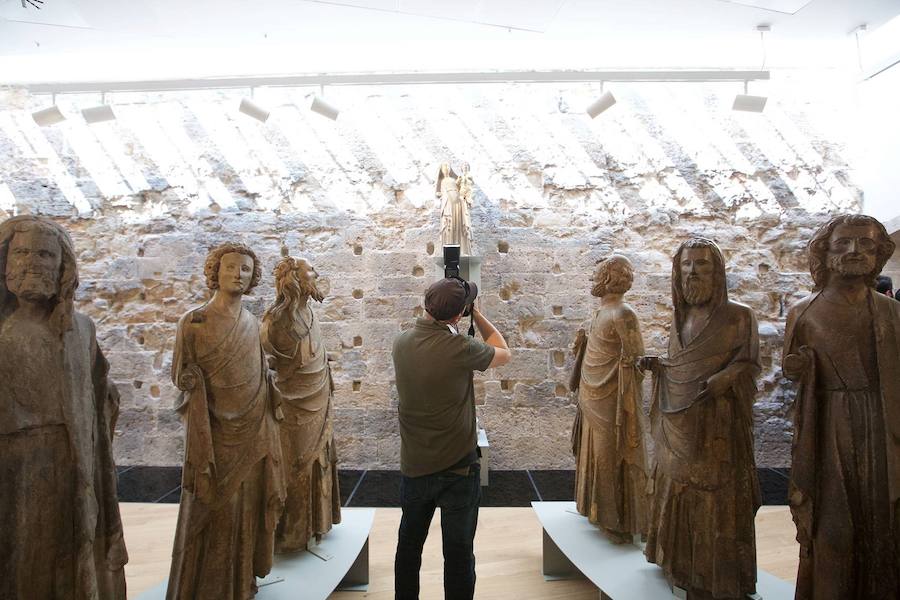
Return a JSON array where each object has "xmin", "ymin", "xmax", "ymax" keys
[{"xmin": 392, "ymin": 317, "xmax": 495, "ymax": 477}]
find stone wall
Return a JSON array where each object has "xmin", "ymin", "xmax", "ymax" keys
[{"xmin": 0, "ymin": 77, "xmax": 861, "ymax": 469}]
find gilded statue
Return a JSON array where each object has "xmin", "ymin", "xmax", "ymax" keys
[{"xmin": 436, "ymin": 162, "xmax": 473, "ymax": 256}]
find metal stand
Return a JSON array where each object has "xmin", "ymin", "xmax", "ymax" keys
[
  {"xmin": 337, "ymin": 538, "xmax": 369, "ymax": 592},
  {"xmin": 533, "ymin": 502, "xmax": 792, "ymax": 600},
  {"xmin": 136, "ymin": 509, "xmax": 375, "ymax": 599}
]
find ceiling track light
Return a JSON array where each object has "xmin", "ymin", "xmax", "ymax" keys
[
  {"xmin": 586, "ymin": 89, "xmax": 616, "ymax": 119},
  {"xmin": 238, "ymin": 95, "xmax": 270, "ymax": 122},
  {"xmin": 310, "ymin": 95, "xmax": 339, "ymax": 121},
  {"xmin": 32, "ymin": 95, "xmax": 65, "ymax": 126},
  {"xmin": 82, "ymin": 93, "xmax": 116, "ymax": 124},
  {"xmin": 733, "ymin": 26, "xmax": 770, "ymax": 113}
]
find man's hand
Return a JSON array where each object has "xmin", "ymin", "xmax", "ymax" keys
[{"xmin": 472, "ymin": 307, "xmax": 511, "ymax": 368}]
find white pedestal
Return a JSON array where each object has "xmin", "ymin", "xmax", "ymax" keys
[
  {"xmin": 137, "ymin": 508, "xmax": 375, "ymax": 599},
  {"xmin": 533, "ymin": 502, "xmax": 795, "ymax": 600}
]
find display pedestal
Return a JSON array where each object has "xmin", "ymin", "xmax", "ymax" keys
[
  {"xmin": 477, "ymin": 426, "xmax": 490, "ymax": 487},
  {"xmin": 533, "ymin": 502, "xmax": 794, "ymax": 600},
  {"xmin": 137, "ymin": 508, "xmax": 375, "ymax": 599}
]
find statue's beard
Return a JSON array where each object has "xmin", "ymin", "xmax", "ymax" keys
[
  {"xmin": 682, "ymin": 276, "xmax": 713, "ymax": 306},
  {"xmin": 301, "ymin": 279, "xmax": 324, "ymax": 303},
  {"xmin": 6, "ymin": 269, "xmax": 58, "ymax": 303},
  {"xmin": 828, "ymin": 254, "xmax": 873, "ymax": 278}
]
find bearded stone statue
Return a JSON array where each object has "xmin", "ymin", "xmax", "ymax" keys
[
  {"xmin": 570, "ymin": 254, "xmax": 650, "ymax": 543},
  {"xmin": 261, "ymin": 256, "xmax": 341, "ymax": 553},
  {"xmin": 167, "ymin": 242, "xmax": 285, "ymax": 600},
  {"xmin": 0, "ymin": 215, "xmax": 128, "ymax": 600},
  {"xmin": 641, "ymin": 238, "xmax": 761, "ymax": 600},
  {"xmin": 783, "ymin": 214, "xmax": 900, "ymax": 599}
]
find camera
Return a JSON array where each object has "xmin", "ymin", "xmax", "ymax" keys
[
  {"xmin": 443, "ymin": 244, "xmax": 461, "ymax": 279},
  {"xmin": 443, "ymin": 244, "xmax": 473, "ymax": 319}
]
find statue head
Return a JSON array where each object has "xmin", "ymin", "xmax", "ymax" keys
[
  {"xmin": 808, "ymin": 214, "xmax": 895, "ymax": 291},
  {"xmin": 203, "ymin": 242, "xmax": 261, "ymax": 295},
  {"xmin": 592, "ymin": 254, "xmax": 634, "ymax": 298},
  {"xmin": 671, "ymin": 237, "xmax": 728, "ymax": 326},
  {"xmin": 436, "ymin": 162, "xmax": 459, "ymax": 195},
  {"xmin": 0, "ymin": 215, "xmax": 79, "ymax": 335},
  {"xmin": 264, "ymin": 256, "xmax": 324, "ymax": 325}
]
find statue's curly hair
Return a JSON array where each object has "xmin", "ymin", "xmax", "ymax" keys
[
  {"xmin": 808, "ymin": 214, "xmax": 895, "ymax": 291},
  {"xmin": 592, "ymin": 254, "xmax": 634, "ymax": 297},
  {"xmin": 203, "ymin": 242, "xmax": 261, "ymax": 293},
  {"xmin": 0, "ymin": 216, "xmax": 78, "ymax": 337}
]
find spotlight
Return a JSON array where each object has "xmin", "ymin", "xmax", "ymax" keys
[
  {"xmin": 310, "ymin": 96, "xmax": 339, "ymax": 121},
  {"xmin": 586, "ymin": 91, "xmax": 616, "ymax": 119},
  {"xmin": 732, "ymin": 94, "xmax": 767, "ymax": 113},
  {"xmin": 32, "ymin": 105, "xmax": 65, "ymax": 127},
  {"xmin": 81, "ymin": 105, "xmax": 116, "ymax": 124},
  {"xmin": 239, "ymin": 97, "xmax": 270, "ymax": 122}
]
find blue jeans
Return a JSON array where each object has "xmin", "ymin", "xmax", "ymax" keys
[{"xmin": 394, "ymin": 463, "xmax": 481, "ymax": 600}]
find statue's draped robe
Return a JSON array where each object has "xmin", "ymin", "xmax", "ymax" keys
[
  {"xmin": 644, "ymin": 301, "xmax": 761, "ymax": 599},
  {"xmin": 439, "ymin": 176, "xmax": 472, "ymax": 256},
  {"xmin": 572, "ymin": 304, "xmax": 649, "ymax": 541},
  {"xmin": 784, "ymin": 290, "xmax": 900, "ymax": 600},
  {"xmin": 166, "ymin": 307, "xmax": 285, "ymax": 600},
  {"xmin": 0, "ymin": 312, "xmax": 127, "ymax": 600},
  {"xmin": 261, "ymin": 308, "xmax": 341, "ymax": 553}
]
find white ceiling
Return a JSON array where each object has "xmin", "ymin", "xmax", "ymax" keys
[{"xmin": 0, "ymin": 0, "xmax": 898, "ymax": 82}]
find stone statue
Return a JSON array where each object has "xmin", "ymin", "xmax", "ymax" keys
[
  {"xmin": 0, "ymin": 215, "xmax": 128, "ymax": 600},
  {"xmin": 569, "ymin": 254, "xmax": 650, "ymax": 543},
  {"xmin": 167, "ymin": 242, "xmax": 285, "ymax": 600},
  {"xmin": 436, "ymin": 162, "xmax": 473, "ymax": 256},
  {"xmin": 783, "ymin": 214, "xmax": 900, "ymax": 599},
  {"xmin": 640, "ymin": 238, "xmax": 761, "ymax": 600},
  {"xmin": 261, "ymin": 256, "xmax": 341, "ymax": 553}
]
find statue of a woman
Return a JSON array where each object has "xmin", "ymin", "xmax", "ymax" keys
[{"xmin": 436, "ymin": 162, "xmax": 473, "ymax": 256}]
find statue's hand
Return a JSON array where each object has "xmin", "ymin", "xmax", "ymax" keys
[
  {"xmin": 638, "ymin": 356, "xmax": 659, "ymax": 372},
  {"xmin": 178, "ymin": 367, "xmax": 198, "ymax": 391},
  {"xmin": 573, "ymin": 328, "xmax": 587, "ymax": 354},
  {"xmin": 698, "ymin": 371, "xmax": 731, "ymax": 401},
  {"xmin": 783, "ymin": 348, "xmax": 811, "ymax": 381}
]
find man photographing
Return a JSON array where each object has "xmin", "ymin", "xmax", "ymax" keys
[{"xmin": 392, "ymin": 276, "xmax": 511, "ymax": 600}]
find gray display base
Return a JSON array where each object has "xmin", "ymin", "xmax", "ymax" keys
[
  {"xmin": 478, "ymin": 427, "xmax": 490, "ymax": 487},
  {"xmin": 533, "ymin": 502, "xmax": 795, "ymax": 600},
  {"xmin": 137, "ymin": 508, "xmax": 374, "ymax": 599}
]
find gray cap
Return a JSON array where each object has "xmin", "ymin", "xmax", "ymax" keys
[{"xmin": 424, "ymin": 278, "xmax": 478, "ymax": 321}]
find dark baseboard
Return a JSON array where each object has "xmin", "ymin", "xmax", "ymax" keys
[{"xmin": 117, "ymin": 466, "xmax": 791, "ymax": 507}]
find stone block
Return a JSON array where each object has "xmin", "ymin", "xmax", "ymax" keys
[{"xmin": 491, "ymin": 348, "xmax": 550, "ymax": 381}]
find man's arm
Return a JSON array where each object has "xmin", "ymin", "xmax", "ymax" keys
[{"xmin": 472, "ymin": 308, "xmax": 511, "ymax": 367}]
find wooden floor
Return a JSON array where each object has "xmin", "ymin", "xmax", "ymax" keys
[{"xmin": 122, "ymin": 504, "xmax": 799, "ymax": 599}]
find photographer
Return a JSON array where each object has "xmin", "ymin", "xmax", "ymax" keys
[{"xmin": 392, "ymin": 276, "xmax": 510, "ymax": 600}]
